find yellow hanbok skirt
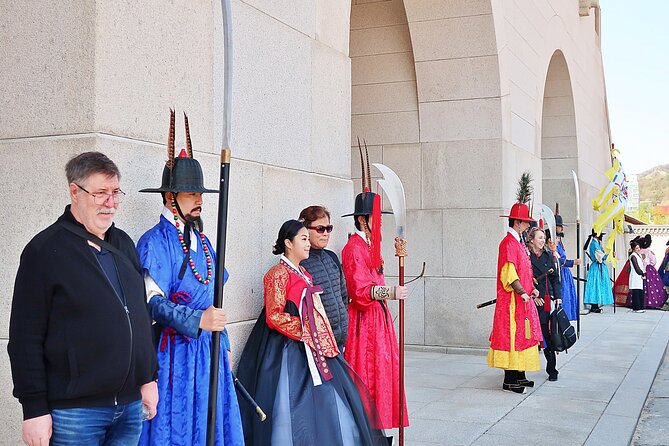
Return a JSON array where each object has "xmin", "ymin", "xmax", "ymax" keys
[{"xmin": 488, "ymin": 265, "xmax": 540, "ymax": 371}]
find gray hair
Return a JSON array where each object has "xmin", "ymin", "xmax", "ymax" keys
[{"xmin": 65, "ymin": 152, "xmax": 121, "ymax": 185}]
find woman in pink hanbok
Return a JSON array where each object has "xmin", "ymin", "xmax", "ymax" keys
[{"xmin": 638, "ymin": 235, "xmax": 668, "ymax": 309}]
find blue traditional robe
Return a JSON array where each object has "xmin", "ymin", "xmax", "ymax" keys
[
  {"xmin": 137, "ymin": 213, "xmax": 244, "ymax": 446},
  {"xmin": 584, "ymin": 238, "xmax": 614, "ymax": 306},
  {"xmin": 557, "ymin": 240, "xmax": 578, "ymax": 320}
]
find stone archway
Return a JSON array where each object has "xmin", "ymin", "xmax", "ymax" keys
[
  {"xmin": 349, "ymin": 0, "xmax": 422, "ymax": 342},
  {"xmin": 541, "ymin": 50, "xmax": 578, "ymax": 249},
  {"xmin": 349, "ymin": 0, "xmax": 504, "ymax": 348},
  {"xmin": 349, "ymin": 0, "xmax": 420, "ymax": 177}
]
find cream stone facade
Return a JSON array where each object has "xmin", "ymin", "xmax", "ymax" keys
[{"xmin": 0, "ymin": 0, "xmax": 612, "ymax": 441}]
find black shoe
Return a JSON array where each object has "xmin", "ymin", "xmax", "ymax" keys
[
  {"xmin": 517, "ymin": 379, "xmax": 534, "ymax": 388},
  {"xmin": 502, "ymin": 383, "xmax": 527, "ymax": 394},
  {"xmin": 548, "ymin": 374, "xmax": 558, "ymax": 382},
  {"xmin": 590, "ymin": 307, "xmax": 602, "ymax": 313}
]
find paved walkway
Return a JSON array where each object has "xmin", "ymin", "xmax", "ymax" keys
[
  {"xmin": 632, "ymin": 341, "xmax": 669, "ymax": 445},
  {"xmin": 396, "ymin": 307, "xmax": 669, "ymax": 446}
]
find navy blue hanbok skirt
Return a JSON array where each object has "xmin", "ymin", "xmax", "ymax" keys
[{"xmin": 237, "ymin": 305, "xmax": 385, "ymax": 446}]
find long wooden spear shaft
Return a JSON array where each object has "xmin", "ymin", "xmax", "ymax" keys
[
  {"xmin": 572, "ymin": 170, "xmax": 581, "ymax": 337},
  {"xmin": 206, "ymin": 149, "xmax": 232, "ymax": 445},
  {"xmin": 611, "ymin": 144, "xmax": 617, "ymax": 314},
  {"xmin": 371, "ymin": 163, "xmax": 408, "ymax": 446},
  {"xmin": 576, "ymin": 216, "xmax": 581, "ymax": 335},
  {"xmin": 398, "ymin": 245, "xmax": 406, "ymax": 446},
  {"xmin": 207, "ymin": 0, "xmax": 233, "ymax": 444}
]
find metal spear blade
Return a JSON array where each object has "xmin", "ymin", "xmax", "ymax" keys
[
  {"xmin": 220, "ymin": 0, "xmax": 233, "ymax": 149},
  {"xmin": 540, "ymin": 204, "xmax": 556, "ymax": 241},
  {"xmin": 372, "ymin": 163, "xmax": 406, "ymax": 238},
  {"xmin": 572, "ymin": 170, "xmax": 580, "ymax": 221}
]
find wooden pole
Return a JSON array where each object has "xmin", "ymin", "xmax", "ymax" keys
[
  {"xmin": 576, "ymin": 217, "xmax": 581, "ymax": 337},
  {"xmin": 396, "ymin": 238, "xmax": 407, "ymax": 446},
  {"xmin": 206, "ymin": 149, "xmax": 231, "ymax": 446}
]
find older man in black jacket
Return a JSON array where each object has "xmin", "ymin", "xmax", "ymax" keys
[{"xmin": 8, "ymin": 152, "xmax": 158, "ymax": 446}]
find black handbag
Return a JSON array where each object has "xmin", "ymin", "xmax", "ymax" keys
[{"xmin": 550, "ymin": 305, "xmax": 577, "ymax": 352}]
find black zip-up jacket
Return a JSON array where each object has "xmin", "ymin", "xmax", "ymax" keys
[
  {"xmin": 8, "ymin": 206, "xmax": 157, "ymax": 420},
  {"xmin": 530, "ymin": 248, "xmax": 562, "ymax": 306},
  {"xmin": 301, "ymin": 248, "xmax": 349, "ymax": 348}
]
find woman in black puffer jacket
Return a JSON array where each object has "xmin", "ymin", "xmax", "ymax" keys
[
  {"xmin": 299, "ymin": 205, "xmax": 349, "ymax": 350},
  {"xmin": 527, "ymin": 227, "xmax": 562, "ymax": 382}
]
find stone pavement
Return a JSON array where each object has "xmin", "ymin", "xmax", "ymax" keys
[
  {"xmin": 632, "ymin": 342, "xmax": 669, "ymax": 445},
  {"xmin": 1, "ymin": 307, "xmax": 667, "ymax": 444},
  {"xmin": 395, "ymin": 307, "xmax": 669, "ymax": 446}
]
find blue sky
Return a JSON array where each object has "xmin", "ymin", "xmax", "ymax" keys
[{"xmin": 600, "ymin": 1, "xmax": 669, "ymax": 175}]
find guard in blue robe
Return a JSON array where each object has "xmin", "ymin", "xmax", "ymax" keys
[
  {"xmin": 137, "ymin": 111, "xmax": 244, "ymax": 446},
  {"xmin": 557, "ymin": 241, "xmax": 578, "ymax": 320},
  {"xmin": 555, "ymin": 212, "xmax": 579, "ymax": 320},
  {"xmin": 583, "ymin": 230, "xmax": 614, "ymax": 311}
]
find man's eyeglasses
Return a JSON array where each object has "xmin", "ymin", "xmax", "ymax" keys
[
  {"xmin": 76, "ymin": 184, "xmax": 126, "ymax": 205},
  {"xmin": 306, "ymin": 225, "xmax": 334, "ymax": 234}
]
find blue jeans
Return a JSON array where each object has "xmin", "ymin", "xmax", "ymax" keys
[{"xmin": 50, "ymin": 400, "xmax": 142, "ymax": 446}]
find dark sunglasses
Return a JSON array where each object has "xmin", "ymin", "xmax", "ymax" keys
[{"xmin": 307, "ymin": 225, "xmax": 334, "ymax": 234}]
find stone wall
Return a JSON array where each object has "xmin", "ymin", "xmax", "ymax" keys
[
  {"xmin": 347, "ymin": 0, "xmax": 612, "ymax": 349},
  {"xmin": 0, "ymin": 0, "xmax": 613, "ymax": 441}
]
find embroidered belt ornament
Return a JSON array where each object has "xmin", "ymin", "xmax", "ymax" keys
[
  {"xmin": 159, "ymin": 291, "xmax": 193, "ymax": 389},
  {"xmin": 280, "ymin": 259, "xmax": 332, "ymax": 382},
  {"xmin": 302, "ymin": 284, "xmax": 331, "ymax": 381}
]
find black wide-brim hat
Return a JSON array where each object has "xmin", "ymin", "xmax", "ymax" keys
[
  {"xmin": 342, "ymin": 192, "xmax": 393, "ymax": 217},
  {"xmin": 555, "ymin": 214, "xmax": 563, "ymax": 226},
  {"xmin": 140, "ymin": 157, "xmax": 218, "ymax": 194},
  {"xmin": 590, "ymin": 228, "xmax": 606, "ymax": 238}
]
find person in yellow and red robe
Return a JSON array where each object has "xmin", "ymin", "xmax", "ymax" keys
[{"xmin": 488, "ymin": 202, "xmax": 544, "ymax": 394}]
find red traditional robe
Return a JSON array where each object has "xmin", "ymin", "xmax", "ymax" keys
[
  {"xmin": 264, "ymin": 262, "xmax": 339, "ymax": 358},
  {"xmin": 488, "ymin": 231, "xmax": 542, "ymax": 371},
  {"xmin": 343, "ymin": 233, "xmax": 408, "ymax": 429},
  {"xmin": 613, "ymin": 260, "xmax": 631, "ymax": 306}
]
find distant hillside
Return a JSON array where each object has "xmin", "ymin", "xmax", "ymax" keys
[{"xmin": 638, "ymin": 165, "xmax": 669, "ymax": 205}]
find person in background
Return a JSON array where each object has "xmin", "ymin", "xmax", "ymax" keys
[
  {"xmin": 657, "ymin": 240, "xmax": 669, "ymax": 310},
  {"xmin": 629, "ymin": 239, "xmax": 647, "ymax": 313},
  {"xmin": 637, "ymin": 234, "xmax": 668, "ymax": 309},
  {"xmin": 583, "ymin": 230, "xmax": 613, "ymax": 313}
]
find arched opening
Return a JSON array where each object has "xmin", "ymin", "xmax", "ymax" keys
[
  {"xmin": 541, "ymin": 50, "xmax": 578, "ymax": 254},
  {"xmin": 349, "ymin": 0, "xmax": 423, "ymax": 342},
  {"xmin": 350, "ymin": 0, "xmax": 419, "ymax": 145},
  {"xmin": 350, "ymin": 0, "xmax": 419, "ymax": 194}
]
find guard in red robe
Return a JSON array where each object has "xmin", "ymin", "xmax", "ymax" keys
[
  {"xmin": 488, "ymin": 202, "xmax": 543, "ymax": 394},
  {"xmin": 342, "ymin": 187, "xmax": 409, "ymax": 434}
]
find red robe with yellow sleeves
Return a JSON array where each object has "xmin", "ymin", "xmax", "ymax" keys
[
  {"xmin": 343, "ymin": 233, "xmax": 408, "ymax": 429},
  {"xmin": 488, "ymin": 231, "xmax": 542, "ymax": 371}
]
